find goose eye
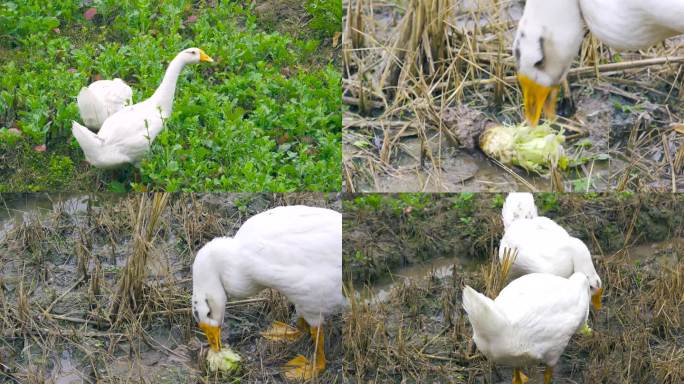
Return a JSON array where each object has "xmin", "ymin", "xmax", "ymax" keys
[
  {"xmin": 205, "ymin": 298, "xmax": 211, "ymax": 318},
  {"xmin": 534, "ymin": 37, "xmax": 545, "ymax": 69}
]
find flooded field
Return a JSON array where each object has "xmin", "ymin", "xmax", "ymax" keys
[
  {"xmin": 342, "ymin": 0, "xmax": 684, "ymax": 192},
  {"xmin": 342, "ymin": 193, "xmax": 684, "ymax": 383},
  {"xmin": 0, "ymin": 193, "xmax": 342, "ymax": 383}
]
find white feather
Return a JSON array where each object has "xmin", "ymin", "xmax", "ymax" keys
[
  {"xmin": 499, "ymin": 194, "xmax": 602, "ymax": 293},
  {"xmin": 77, "ymin": 79, "xmax": 132, "ymax": 131},
  {"xmin": 516, "ymin": 0, "xmax": 684, "ymax": 86},
  {"xmin": 579, "ymin": 0, "xmax": 684, "ymax": 50},
  {"xmin": 463, "ymin": 273, "xmax": 590, "ymax": 368},
  {"xmin": 501, "ymin": 192, "xmax": 538, "ymax": 229},
  {"xmin": 72, "ymin": 48, "xmax": 210, "ymax": 169},
  {"xmin": 192, "ymin": 206, "xmax": 344, "ymax": 328}
]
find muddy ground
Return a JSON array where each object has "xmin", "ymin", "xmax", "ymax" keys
[
  {"xmin": 342, "ymin": 193, "xmax": 683, "ymax": 383},
  {"xmin": 342, "ymin": 0, "xmax": 684, "ymax": 192},
  {"xmin": 0, "ymin": 193, "xmax": 342, "ymax": 383},
  {"xmin": 343, "ymin": 193, "xmax": 684, "ymax": 283}
]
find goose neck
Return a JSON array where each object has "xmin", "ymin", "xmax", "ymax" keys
[{"xmin": 150, "ymin": 56, "xmax": 186, "ymax": 118}]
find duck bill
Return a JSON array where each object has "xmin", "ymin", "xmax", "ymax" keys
[
  {"xmin": 199, "ymin": 50, "xmax": 214, "ymax": 63},
  {"xmin": 591, "ymin": 287, "xmax": 603, "ymax": 311},
  {"xmin": 518, "ymin": 73, "xmax": 558, "ymax": 127},
  {"xmin": 199, "ymin": 322, "xmax": 222, "ymax": 351}
]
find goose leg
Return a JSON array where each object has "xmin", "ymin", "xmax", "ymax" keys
[
  {"xmin": 544, "ymin": 366, "xmax": 554, "ymax": 384},
  {"xmin": 557, "ymin": 79, "xmax": 576, "ymax": 117},
  {"xmin": 513, "ymin": 368, "xmax": 529, "ymax": 384},
  {"xmin": 283, "ymin": 325, "xmax": 326, "ymax": 381},
  {"xmin": 261, "ymin": 319, "xmax": 305, "ymax": 342}
]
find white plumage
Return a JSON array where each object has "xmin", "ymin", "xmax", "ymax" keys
[
  {"xmin": 499, "ymin": 192, "xmax": 603, "ymax": 310},
  {"xmin": 500, "ymin": 217, "xmax": 591, "ymax": 278},
  {"xmin": 501, "ymin": 192, "xmax": 538, "ymax": 230},
  {"xmin": 514, "ymin": 0, "xmax": 684, "ymax": 126},
  {"xmin": 192, "ymin": 205, "xmax": 343, "ymax": 379},
  {"xmin": 72, "ymin": 48, "xmax": 213, "ymax": 169},
  {"xmin": 463, "ymin": 273, "xmax": 590, "ymax": 382},
  {"xmin": 77, "ymin": 78, "xmax": 132, "ymax": 131},
  {"xmin": 193, "ymin": 205, "xmax": 344, "ymax": 327},
  {"xmin": 579, "ymin": 0, "xmax": 684, "ymax": 50}
]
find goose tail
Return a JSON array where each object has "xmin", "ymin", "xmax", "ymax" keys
[
  {"xmin": 462, "ymin": 285, "xmax": 509, "ymax": 338},
  {"xmin": 72, "ymin": 121, "xmax": 104, "ymax": 165},
  {"xmin": 501, "ymin": 192, "xmax": 538, "ymax": 229},
  {"xmin": 77, "ymin": 87, "xmax": 105, "ymax": 131}
]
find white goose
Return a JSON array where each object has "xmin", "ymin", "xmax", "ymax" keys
[
  {"xmin": 77, "ymin": 78, "xmax": 132, "ymax": 131},
  {"xmin": 499, "ymin": 192, "xmax": 602, "ymax": 310},
  {"xmin": 72, "ymin": 48, "xmax": 213, "ymax": 169},
  {"xmin": 192, "ymin": 205, "xmax": 344, "ymax": 381},
  {"xmin": 514, "ymin": 0, "xmax": 684, "ymax": 126},
  {"xmin": 463, "ymin": 273, "xmax": 591, "ymax": 384}
]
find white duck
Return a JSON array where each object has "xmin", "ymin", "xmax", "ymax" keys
[
  {"xmin": 72, "ymin": 48, "xmax": 213, "ymax": 169},
  {"xmin": 514, "ymin": 0, "xmax": 684, "ymax": 126},
  {"xmin": 499, "ymin": 192, "xmax": 602, "ymax": 310},
  {"xmin": 77, "ymin": 78, "xmax": 133, "ymax": 131},
  {"xmin": 463, "ymin": 273, "xmax": 591, "ymax": 384},
  {"xmin": 192, "ymin": 205, "xmax": 344, "ymax": 381}
]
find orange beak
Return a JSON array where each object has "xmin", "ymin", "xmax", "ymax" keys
[
  {"xmin": 518, "ymin": 73, "xmax": 559, "ymax": 127},
  {"xmin": 591, "ymin": 287, "xmax": 603, "ymax": 311},
  {"xmin": 199, "ymin": 322, "xmax": 222, "ymax": 351},
  {"xmin": 198, "ymin": 49, "xmax": 214, "ymax": 63}
]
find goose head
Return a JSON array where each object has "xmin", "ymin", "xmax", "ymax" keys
[
  {"xmin": 567, "ymin": 237, "xmax": 603, "ymax": 310},
  {"xmin": 501, "ymin": 192, "xmax": 538, "ymax": 229},
  {"xmin": 513, "ymin": 0, "xmax": 585, "ymax": 126},
  {"xmin": 587, "ymin": 272, "xmax": 603, "ymax": 311},
  {"xmin": 192, "ymin": 247, "xmax": 227, "ymax": 352},
  {"xmin": 178, "ymin": 47, "xmax": 214, "ymax": 64}
]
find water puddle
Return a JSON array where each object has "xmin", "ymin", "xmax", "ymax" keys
[
  {"xmin": 357, "ymin": 237, "xmax": 681, "ymax": 305},
  {"xmin": 53, "ymin": 350, "xmax": 83, "ymax": 384},
  {"xmin": 623, "ymin": 238, "xmax": 683, "ymax": 266},
  {"xmin": 356, "ymin": 137, "xmax": 612, "ymax": 192},
  {"xmin": 0, "ymin": 194, "xmax": 95, "ymax": 242},
  {"xmin": 357, "ymin": 256, "xmax": 480, "ymax": 303}
]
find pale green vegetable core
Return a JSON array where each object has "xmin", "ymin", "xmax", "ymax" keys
[
  {"xmin": 207, "ymin": 348, "xmax": 242, "ymax": 373},
  {"xmin": 480, "ymin": 123, "xmax": 567, "ymax": 173}
]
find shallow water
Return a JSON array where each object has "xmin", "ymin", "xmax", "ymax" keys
[
  {"xmin": 355, "ymin": 137, "xmax": 612, "ymax": 192},
  {"xmin": 0, "ymin": 194, "xmax": 194, "ymax": 383},
  {"xmin": 359, "ymin": 237, "xmax": 682, "ymax": 304},
  {"xmin": 357, "ymin": 255, "xmax": 481, "ymax": 303},
  {"xmin": 53, "ymin": 350, "xmax": 83, "ymax": 384},
  {"xmin": 0, "ymin": 194, "xmax": 98, "ymax": 242}
]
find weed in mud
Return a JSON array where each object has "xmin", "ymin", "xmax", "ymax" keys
[
  {"xmin": 0, "ymin": 0, "xmax": 341, "ymax": 192},
  {"xmin": 342, "ymin": 0, "xmax": 684, "ymax": 192},
  {"xmin": 482, "ymin": 247, "xmax": 516, "ymax": 298},
  {"xmin": 343, "ymin": 193, "xmax": 684, "ymax": 382},
  {"xmin": 110, "ymin": 193, "xmax": 169, "ymax": 321},
  {"xmin": 344, "ymin": 238, "xmax": 683, "ymax": 383},
  {"xmin": 490, "ymin": 193, "xmax": 505, "ymax": 209}
]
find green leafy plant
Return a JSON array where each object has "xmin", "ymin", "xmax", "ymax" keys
[
  {"xmin": 305, "ymin": 0, "xmax": 342, "ymax": 37},
  {"xmin": 0, "ymin": 0, "xmax": 340, "ymax": 191}
]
